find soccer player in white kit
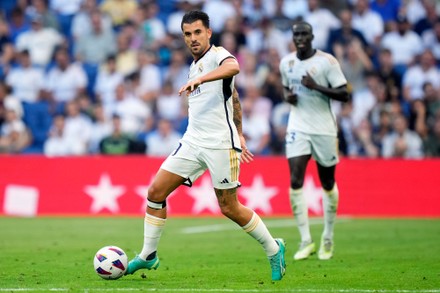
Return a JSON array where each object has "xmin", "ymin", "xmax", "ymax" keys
[
  {"xmin": 279, "ymin": 21, "xmax": 350, "ymax": 261},
  {"xmin": 126, "ymin": 11, "xmax": 286, "ymax": 281}
]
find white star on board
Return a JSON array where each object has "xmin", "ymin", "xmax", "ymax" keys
[
  {"xmin": 186, "ymin": 175, "xmax": 220, "ymax": 214},
  {"xmin": 239, "ymin": 174, "xmax": 278, "ymax": 214},
  {"xmin": 135, "ymin": 176, "xmax": 177, "ymax": 213},
  {"xmin": 84, "ymin": 173, "xmax": 126, "ymax": 213},
  {"xmin": 302, "ymin": 176, "xmax": 323, "ymax": 215}
]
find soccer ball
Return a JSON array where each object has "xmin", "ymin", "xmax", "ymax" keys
[{"xmin": 93, "ymin": 245, "xmax": 128, "ymax": 280}]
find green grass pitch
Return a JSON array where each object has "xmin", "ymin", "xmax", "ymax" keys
[{"xmin": 0, "ymin": 217, "xmax": 439, "ymax": 292}]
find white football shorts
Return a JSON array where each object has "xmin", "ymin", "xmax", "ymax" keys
[
  {"xmin": 160, "ymin": 140, "xmax": 241, "ymax": 189},
  {"xmin": 285, "ymin": 131, "xmax": 339, "ymax": 167}
]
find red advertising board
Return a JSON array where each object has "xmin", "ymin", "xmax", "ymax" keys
[{"xmin": 0, "ymin": 156, "xmax": 439, "ymax": 217}]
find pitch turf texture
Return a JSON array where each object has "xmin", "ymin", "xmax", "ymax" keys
[{"xmin": 0, "ymin": 217, "xmax": 439, "ymax": 293}]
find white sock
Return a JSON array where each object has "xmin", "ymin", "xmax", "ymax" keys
[
  {"xmin": 289, "ymin": 188, "xmax": 312, "ymax": 243},
  {"xmin": 242, "ymin": 212, "xmax": 279, "ymax": 256},
  {"xmin": 139, "ymin": 213, "xmax": 166, "ymax": 260},
  {"xmin": 322, "ymin": 184, "xmax": 339, "ymax": 240}
]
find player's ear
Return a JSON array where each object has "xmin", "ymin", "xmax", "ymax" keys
[{"xmin": 207, "ymin": 28, "xmax": 212, "ymax": 39}]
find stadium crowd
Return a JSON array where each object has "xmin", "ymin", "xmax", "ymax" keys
[{"xmin": 0, "ymin": 0, "xmax": 439, "ymax": 158}]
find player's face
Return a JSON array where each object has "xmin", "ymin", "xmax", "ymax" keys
[
  {"xmin": 182, "ymin": 20, "xmax": 212, "ymax": 59},
  {"xmin": 292, "ymin": 24, "xmax": 313, "ymax": 53}
]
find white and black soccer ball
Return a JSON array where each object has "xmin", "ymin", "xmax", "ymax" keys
[{"xmin": 93, "ymin": 245, "xmax": 128, "ymax": 280}]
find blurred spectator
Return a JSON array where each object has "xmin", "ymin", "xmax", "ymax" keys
[
  {"xmin": 162, "ymin": 49, "xmax": 190, "ymax": 93},
  {"xmin": 352, "ymin": 0, "xmax": 384, "ymax": 46},
  {"xmin": 94, "ymin": 55, "xmax": 124, "ymax": 109},
  {"xmin": 261, "ymin": 48, "xmax": 284, "ymax": 106},
  {"xmin": 108, "ymin": 83, "xmax": 152, "ymax": 135},
  {"xmin": 242, "ymin": 84, "xmax": 272, "ymax": 120},
  {"xmin": 203, "ymin": 0, "xmax": 236, "ymax": 33},
  {"xmin": 402, "ymin": 0, "xmax": 426, "ymax": 25},
  {"xmin": 241, "ymin": 96, "xmax": 271, "ymax": 155},
  {"xmin": 26, "ymin": 0, "xmax": 59, "ymax": 31},
  {"xmin": 375, "ymin": 48, "xmax": 402, "ymax": 102},
  {"xmin": 43, "ymin": 47, "xmax": 87, "ymax": 106},
  {"xmin": 5, "ymin": 49, "xmax": 44, "ymax": 103},
  {"xmin": 99, "ymin": 0, "xmax": 138, "ymax": 29},
  {"xmin": 423, "ymin": 82, "xmax": 440, "ymax": 127},
  {"xmin": 88, "ymin": 103, "xmax": 112, "ymax": 153},
  {"xmin": 380, "ymin": 16, "xmax": 423, "ymax": 71},
  {"xmin": 337, "ymin": 101, "xmax": 358, "ymax": 156},
  {"xmin": 402, "ymin": 49, "xmax": 440, "ymax": 102},
  {"xmin": 139, "ymin": 2, "xmax": 166, "ymax": 51},
  {"xmin": 114, "ymin": 32, "xmax": 138, "ymax": 76},
  {"xmin": 74, "ymin": 9, "xmax": 116, "ymax": 64},
  {"xmin": 271, "ymin": 0, "xmax": 293, "ymax": 35},
  {"xmin": 351, "ymin": 72, "xmax": 380, "ymax": 128},
  {"xmin": 166, "ymin": 0, "xmax": 196, "ymax": 36},
  {"xmin": 50, "ymin": 0, "xmax": 82, "ymax": 17},
  {"xmin": 0, "ymin": 108, "xmax": 31, "ymax": 153},
  {"xmin": 156, "ymin": 80, "xmax": 182, "ymax": 123},
  {"xmin": 421, "ymin": 20, "xmax": 440, "ymax": 63},
  {"xmin": 334, "ymin": 39, "xmax": 373, "ymax": 93},
  {"xmin": 146, "ymin": 117, "xmax": 181, "ymax": 157},
  {"xmin": 409, "ymin": 99, "xmax": 428, "ymax": 139},
  {"xmin": 280, "ymin": 0, "xmax": 308, "ymax": 20},
  {"xmin": 327, "ymin": 9, "xmax": 369, "ymax": 56},
  {"xmin": 213, "ymin": 17, "xmax": 247, "ymax": 55},
  {"xmin": 71, "ymin": 0, "xmax": 112, "ymax": 40},
  {"xmin": 371, "ymin": 108, "xmax": 393, "ymax": 152},
  {"xmin": 15, "ymin": 13, "xmax": 63, "ymax": 67},
  {"xmin": 138, "ymin": 49, "xmax": 161, "ymax": 104},
  {"xmin": 270, "ymin": 101, "xmax": 290, "ymax": 154},
  {"xmin": 423, "ymin": 116, "xmax": 440, "ymax": 157},
  {"xmin": 242, "ymin": 0, "xmax": 268, "ymax": 27},
  {"xmin": 235, "ymin": 51, "xmax": 267, "ymax": 93},
  {"xmin": 381, "ymin": 113, "xmax": 424, "ymax": 158},
  {"xmin": 354, "ymin": 119, "xmax": 380, "ymax": 157},
  {"xmin": 99, "ymin": 113, "xmax": 139, "ymax": 155},
  {"xmin": 63, "ymin": 99, "xmax": 93, "ymax": 155},
  {"xmin": 8, "ymin": 7, "xmax": 30, "ymax": 43},
  {"xmin": 43, "ymin": 114, "xmax": 72, "ymax": 156},
  {"xmin": 413, "ymin": 0, "xmax": 437, "ymax": 35},
  {"xmin": 304, "ymin": 0, "xmax": 340, "ymax": 50},
  {"xmin": 246, "ymin": 17, "xmax": 289, "ymax": 58}
]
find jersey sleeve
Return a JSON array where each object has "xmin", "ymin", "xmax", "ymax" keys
[
  {"xmin": 279, "ymin": 58, "xmax": 289, "ymax": 87},
  {"xmin": 215, "ymin": 46, "xmax": 235, "ymax": 66},
  {"xmin": 326, "ymin": 54, "xmax": 347, "ymax": 89}
]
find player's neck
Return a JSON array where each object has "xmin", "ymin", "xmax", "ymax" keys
[{"xmin": 297, "ymin": 49, "xmax": 316, "ymax": 60}]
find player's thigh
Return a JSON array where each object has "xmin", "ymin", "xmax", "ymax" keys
[
  {"xmin": 285, "ymin": 131, "xmax": 312, "ymax": 159},
  {"xmin": 310, "ymin": 135, "xmax": 339, "ymax": 167},
  {"xmin": 160, "ymin": 142, "xmax": 207, "ymax": 187},
  {"xmin": 202, "ymin": 148, "xmax": 241, "ymax": 190}
]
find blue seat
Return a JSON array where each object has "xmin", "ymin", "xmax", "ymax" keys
[{"xmin": 22, "ymin": 101, "xmax": 53, "ymax": 154}]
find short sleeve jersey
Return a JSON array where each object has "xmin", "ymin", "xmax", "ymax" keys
[
  {"xmin": 279, "ymin": 50, "xmax": 347, "ymax": 136},
  {"xmin": 181, "ymin": 45, "xmax": 240, "ymax": 150}
]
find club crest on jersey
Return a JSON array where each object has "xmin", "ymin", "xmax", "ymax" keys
[
  {"xmin": 198, "ymin": 63, "xmax": 203, "ymax": 73},
  {"xmin": 288, "ymin": 60, "xmax": 295, "ymax": 72}
]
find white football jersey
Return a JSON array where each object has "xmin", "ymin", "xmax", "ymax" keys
[
  {"xmin": 181, "ymin": 45, "xmax": 241, "ymax": 150},
  {"xmin": 279, "ymin": 50, "xmax": 347, "ymax": 136}
]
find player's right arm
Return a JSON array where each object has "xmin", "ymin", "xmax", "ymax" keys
[
  {"xmin": 232, "ymin": 88, "xmax": 253, "ymax": 163},
  {"xmin": 279, "ymin": 57, "xmax": 298, "ymax": 106}
]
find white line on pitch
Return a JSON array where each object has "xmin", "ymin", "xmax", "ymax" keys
[
  {"xmin": 1, "ymin": 288, "xmax": 439, "ymax": 292},
  {"xmin": 181, "ymin": 218, "xmax": 351, "ymax": 234}
]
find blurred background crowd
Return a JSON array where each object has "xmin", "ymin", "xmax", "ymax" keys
[{"xmin": 0, "ymin": 0, "xmax": 439, "ymax": 158}]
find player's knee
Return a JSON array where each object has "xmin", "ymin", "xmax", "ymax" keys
[{"xmin": 147, "ymin": 185, "xmax": 166, "ymax": 203}]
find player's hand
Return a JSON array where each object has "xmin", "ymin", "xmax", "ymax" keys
[
  {"xmin": 285, "ymin": 93, "xmax": 298, "ymax": 106},
  {"xmin": 239, "ymin": 135, "xmax": 254, "ymax": 163},
  {"xmin": 179, "ymin": 78, "xmax": 202, "ymax": 96},
  {"xmin": 301, "ymin": 72, "xmax": 317, "ymax": 90}
]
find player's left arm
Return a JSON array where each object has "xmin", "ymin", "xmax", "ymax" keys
[
  {"xmin": 301, "ymin": 72, "xmax": 350, "ymax": 102},
  {"xmin": 232, "ymin": 88, "xmax": 253, "ymax": 163},
  {"xmin": 179, "ymin": 58, "xmax": 239, "ymax": 95}
]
